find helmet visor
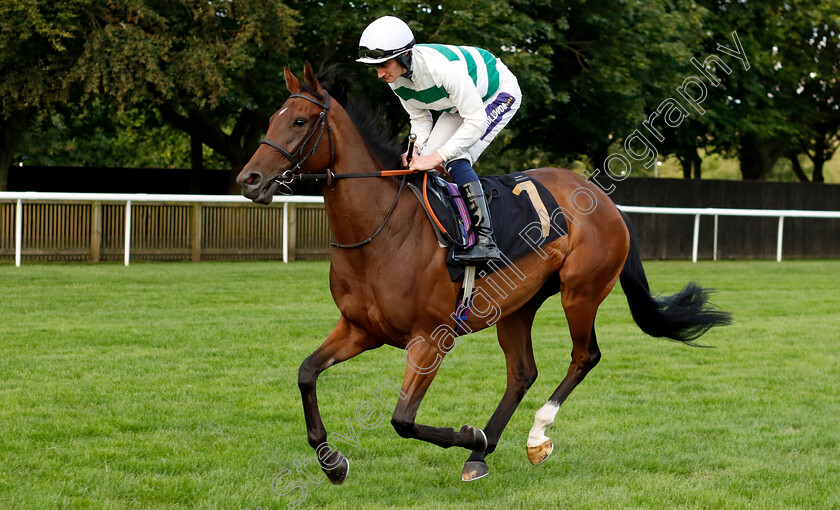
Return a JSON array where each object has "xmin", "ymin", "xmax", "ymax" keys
[
  {"xmin": 358, "ymin": 47, "xmax": 387, "ymax": 60},
  {"xmin": 357, "ymin": 40, "xmax": 414, "ymax": 64}
]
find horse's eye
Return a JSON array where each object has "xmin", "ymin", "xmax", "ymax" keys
[{"xmin": 293, "ymin": 118, "xmax": 306, "ymax": 127}]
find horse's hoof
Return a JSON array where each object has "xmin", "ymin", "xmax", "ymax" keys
[
  {"xmin": 460, "ymin": 425, "xmax": 487, "ymax": 452},
  {"xmin": 461, "ymin": 460, "xmax": 489, "ymax": 482},
  {"xmin": 527, "ymin": 439, "xmax": 553, "ymax": 465},
  {"xmin": 319, "ymin": 450, "xmax": 350, "ymax": 485}
]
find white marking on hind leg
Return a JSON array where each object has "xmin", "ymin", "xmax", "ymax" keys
[{"xmin": 527, "ymin": 402, "xmax": 560, "ymax": 447}]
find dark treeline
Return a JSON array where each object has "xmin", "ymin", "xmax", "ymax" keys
[{"xmin": 1, "ymin": 1, "xmax": 838, "ymax": 192}]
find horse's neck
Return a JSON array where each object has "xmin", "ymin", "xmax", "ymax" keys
[
  {"xmin": 321, "ymin": 130, "xmax": 414, "ymax": 250},
  {"xmin": 319, "ymin": 116, "xmax": 449, "ymax": 313}
]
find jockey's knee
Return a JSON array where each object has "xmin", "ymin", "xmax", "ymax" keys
[{"xmin": 447, "ymin": 159, "xmax": 478, "ymax": 187}]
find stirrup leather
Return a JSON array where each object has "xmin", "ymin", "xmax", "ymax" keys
[{"xmin": 456, "ymin": 181, "xmax": 501, "ymax": 263}]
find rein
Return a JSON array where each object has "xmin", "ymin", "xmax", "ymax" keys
[
  {"xmin": 259, "ymin": 89, "xmax": 435, "ymax": 249},
  {"xmin": 296, "ymin": 167, "xmax": 421, "ymax": 184},
  {"xmin": 330, "ymin": 174, "xmax": 409, "ymax": 249}
]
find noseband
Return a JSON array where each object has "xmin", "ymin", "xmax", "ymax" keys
[{"xmin": 260, "ymin": 90, "xmax": 335, "ymax": 195}]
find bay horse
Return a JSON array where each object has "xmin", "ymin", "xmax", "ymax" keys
[{"xmin": 237, "ymin": 63, "xmax": 731, "ymax": 483}]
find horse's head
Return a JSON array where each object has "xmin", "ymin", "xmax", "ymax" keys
[{"xmin": 237, "ymin": 62, "xmax": 334, "ymax": 204}]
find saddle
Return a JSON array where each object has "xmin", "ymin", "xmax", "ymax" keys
[
  {"xmin": 406, "ymin": 172, "xmax": 473, "ymax": 249},
  {"xmin": 406, "ymin": 171, "xmax": 569, "ymax": 282}
]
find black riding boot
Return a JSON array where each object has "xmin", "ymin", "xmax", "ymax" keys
[{"xmin": 457, "ymin": 180, "xmax": 501, "ymax": 264}]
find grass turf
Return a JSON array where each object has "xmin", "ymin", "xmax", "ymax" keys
[{"xmin": 1, "ymin": 260, "xmax": 838, "ymax": 509}]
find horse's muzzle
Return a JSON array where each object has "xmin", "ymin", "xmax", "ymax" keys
[
  {"xmin": 237, "ymin": 168, "xmax": 293, "ymax": 204},
  {"xmin": 237, "ymin": 170, "xmax": 273, "ymax": 204}
]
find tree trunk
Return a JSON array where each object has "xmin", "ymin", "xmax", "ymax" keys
[
  {"xmin": 0, "ymin": 110, "xmax": 32, "ymax": 191},
  {"xmin": 679, "ymin": 146, "xmax": 702, "ymax": 179},
  {"xmin": 738, "ymin": 135, "xmax": 784, "ymax": 180},
  {"xmin": 226, "ymin": 144, "xmax": 252, "ymax": 195},
  {"xmin": 190, "ymin": 133, "xmax": 203, "ymax": 193},
  {"xmin": 788, "ymin": 152, "xmax": 809, "ymax": 182},
  {"xmin": 158, "ymin": 103, "xmax": 266, "ymax": 195},
  {"xmin": 228, "ymin": 165, "xmax": 244, "ymax": 195},
  {"xmin": 680, "ymin": 157, "xmax": 691, "ymax": 179},
  {"xmin": 812, "ymin": 158, "xmax": 825, "ymax": 183},
  {"xmin": 0, "ymin": 149, "xmax": 11, "ymax": 191},
  {"xmin": 589, "ymin": 145, "xmax": 610, "ymax": 176},
  {"xmin": 692, "ymin": 150, "xmax": 702, "ymax": 179},
  {"xmin": 811, "ymin": 136, "xmax": 826, "ymax": 183}
]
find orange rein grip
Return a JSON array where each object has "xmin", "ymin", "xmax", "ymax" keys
[
  {"xmin": 380, "ymin": 168, "xmax": 448, "ymax": 234},
  {"xmin": 379, "ymin": 164, "xmax": 445, "ymax": 177},
  {"xmin": 379, "ymin": 169, "xmax": 419, "ymax": 177},
  {"xmin": 422, "ymin": 171, "xmax": 448, "ymax": 234}
]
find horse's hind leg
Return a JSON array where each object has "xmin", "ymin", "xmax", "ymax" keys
[
  {"xmin": 461, "ymin": 302, "xmax": 540, "ymax": 481},
  {"xmin": 527, "ymin": 284, "xmax": 605, "ymax": 465},
  {"xmin": 298, "ymin": 317, "xmax": 380, "ymax": 484}
]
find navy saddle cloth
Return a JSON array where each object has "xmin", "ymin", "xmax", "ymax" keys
[{"xmin": 406, "ymin": 172, "xmax": 568, "ymax": 282}]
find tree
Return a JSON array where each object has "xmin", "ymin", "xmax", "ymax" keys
[
  {"xmin": 15, "ymin": 99, "xmax": 232, "ymax": 170},
  {"xmin": 64, "ymin": 0, "xmax": 299, "ymax": 191},
  {"xmin": 505, "ymin": 0, "xmax": 707, "ymax": 173},
  {"xmin": 698, "ymin": 0, "xmax": 840, "ymax": 181},
  {"xmin": 0, "ymin": 0, "xmax": 94, "ymax": 190},
  {"xmin": 777, "ymin": 1, "xmax": 840, "ymax": 182},
  {"xmin": 6, "ymin": 0, "xmax": 837, "ymax": 187}
]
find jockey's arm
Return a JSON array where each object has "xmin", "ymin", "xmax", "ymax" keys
[
  {"xmin": 401, "ymin": 99, "xmax": 433, "ymax": 153},
  {"xmin": 403, "ymin": 100, "xmax": 450, "ymax": 170}
]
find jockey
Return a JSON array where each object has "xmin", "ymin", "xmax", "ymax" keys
[{"xmin": 357, "ymin": 16, "xmax": 522, "ymax": 264}]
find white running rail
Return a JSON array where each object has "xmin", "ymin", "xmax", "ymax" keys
[
  {"xmin": 2, "ymin": 192, "xmax": 839, "ymax": 266},
  {"xmin": 1, "ymin": 192, "xmax": 322, "ymax": 267},
  {"xmin": 617, "ymin": 205, "xmax": 840, "ymax": 263}
]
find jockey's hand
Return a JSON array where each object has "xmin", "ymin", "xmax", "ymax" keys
[
  {"xmin": 400, "ymin": 144, "xmax": 421, "ymax": 168},
  {"xmin": 408, "ymin": 152, "xmax": 444, "ymax": 172}
]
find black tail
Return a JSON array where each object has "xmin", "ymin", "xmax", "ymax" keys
[{"xmin": 618, "ymin": 211, "xmax": 732, "ymax": 343}]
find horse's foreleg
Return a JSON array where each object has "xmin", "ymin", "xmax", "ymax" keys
[
  {"xmin": 390, "ymin": 337, "xmax": 487, "ymax": 454},
  {"xmin": 461, "ymin": 304, "xmax": 539, "ymax": 481},
  {"xmin": 299, "ymin": 317, "xmax": 379, "ymax": 485}
]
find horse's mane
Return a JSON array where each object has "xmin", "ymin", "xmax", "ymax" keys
[{"xmin": 301, "ymin": 65, "xmax": 402, "ymax": 169}]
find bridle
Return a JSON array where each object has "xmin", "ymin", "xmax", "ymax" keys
[
  {"xmin": 258, "ymin": 89, "xmax": 420, "ymax": 249},
  {"xmin": 260, "ymin": 91, "xmax": 335, "ymax": 196}
]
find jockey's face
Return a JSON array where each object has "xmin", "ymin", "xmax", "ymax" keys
[{"xmin": 374, "ymin": 58, "xmax": 405, "ymax": 83}]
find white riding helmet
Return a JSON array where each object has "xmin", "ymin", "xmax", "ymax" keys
[{"xmin": 356, "ymin": 16, "xmax": 415, "ymax": 64}]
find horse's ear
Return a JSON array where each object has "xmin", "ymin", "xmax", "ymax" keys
[
  {"xmin": 284, "ymin": 65, "xmax": 301, "ymax": 94},
  {"xmin": 303, "ymin": 61, "xmax": 324, "ymax": 95}
]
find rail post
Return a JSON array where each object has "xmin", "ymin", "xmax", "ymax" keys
[
  {"xmin": 124, "ymin": 201, "xmax": 132, "ymax": 266},
  {"xmin": 91, "ymin": 201, "xmax": 102, "ymax": 262},
  {"xmin": 692, "ymin": 213, "xmax": 701, "ymax": 263},
  {"xmin": 191, "ymin": 203, "xmax": 202, "ymax": 262},
  {"xmin": 14, "ymin": 199, "xmax": 22, "ymax": 267},
  {"xmin": 776, "ymin": 216, "xmax": 785, "ymax": 262},
  {"xmin": 282, "ymin": 202, "xmax": 289, "ymax": 263},
  {"xmin": 713, "ymin": 214, "xmax": 719, "ymax": 261}
]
